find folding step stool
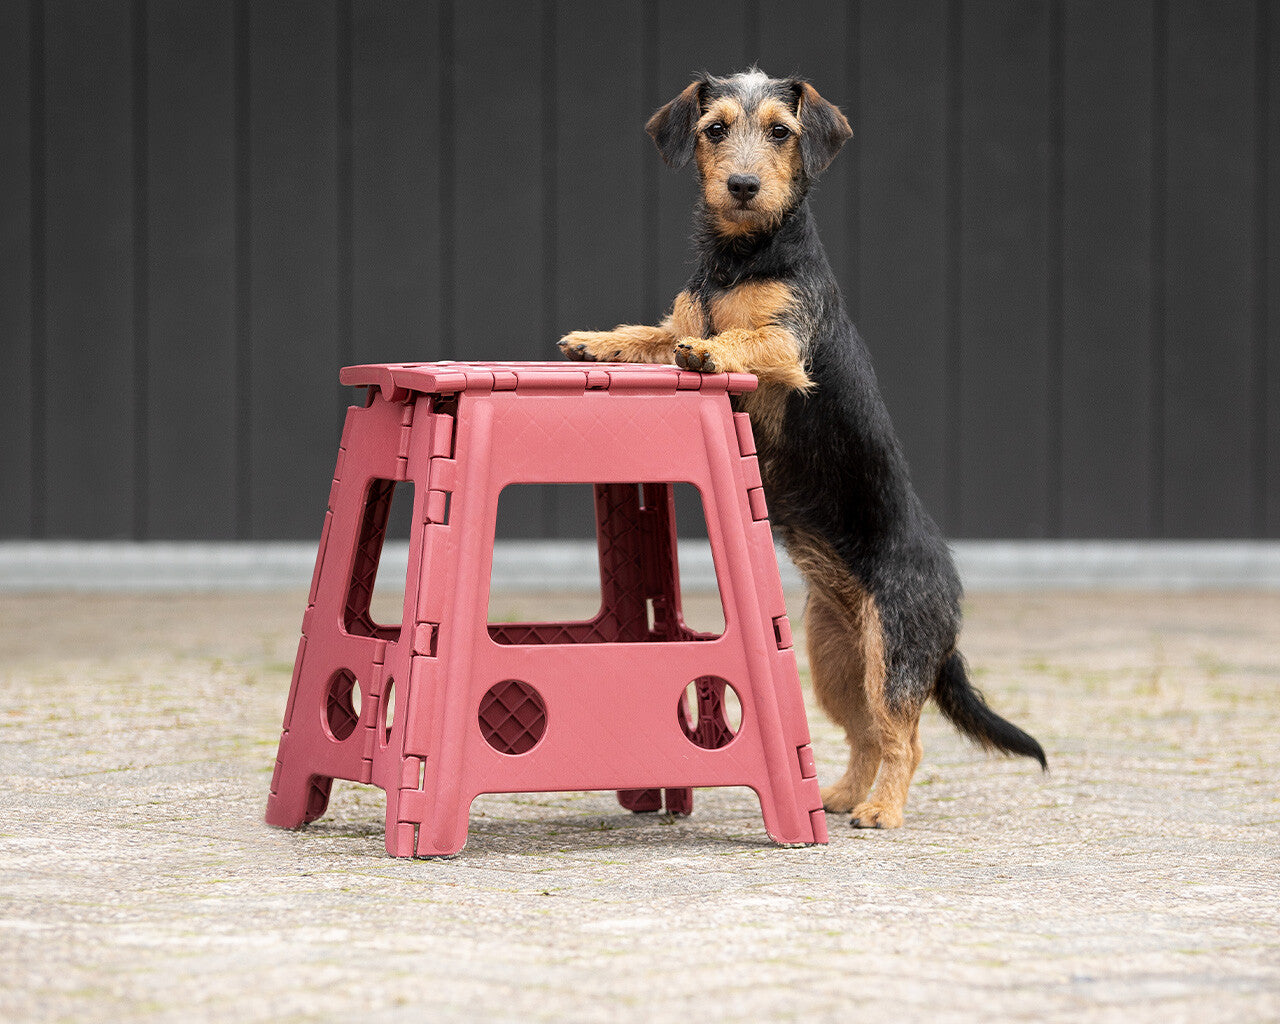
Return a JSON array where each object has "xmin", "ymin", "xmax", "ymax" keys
[{"xmin": 264, "ymin": 361, "xmax": 828, "ymax": 856}]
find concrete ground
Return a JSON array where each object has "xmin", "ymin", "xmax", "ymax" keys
[{"xmin": 1, "ymin": 588, "xmax": 1277, "ymax": 1023}]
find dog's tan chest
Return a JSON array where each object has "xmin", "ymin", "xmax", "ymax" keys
[
  {"xmin": 711, "ymin": 281, "xmax": 793, "ymax": 332},
  {"xmin": 670, "ymin": 290, "xmax": 706, "ymax": 339},
  {"xmin": 670, "ymin": 281, "xmax": 794, "ymax": 340}
]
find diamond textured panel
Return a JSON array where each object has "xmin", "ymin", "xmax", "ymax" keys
[
  {"xmin": 344, "ymin": 477, "xmax": 399, "ymax": 639},
  {"xmin": 326, "ymin": 669, "xmax": 360, "ymax": 741},
  {"xmin": 595, "ymin": 482, "xmax": 658, "ymax": 643},
  {"xmin": 679, "ymin": 676, "xmax": 738, "ymax": 751},
  {"xmin": 478, "ymin": 680, "xmax": 547, "ymax": 755},
  {"xmin": 489, "ymin": 622, "xmax": 607, "ymax": 645}
]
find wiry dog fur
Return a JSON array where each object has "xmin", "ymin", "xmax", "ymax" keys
[{"xmin": 560, "ymin": 69, "xmax": 1046, "ymax": 828}]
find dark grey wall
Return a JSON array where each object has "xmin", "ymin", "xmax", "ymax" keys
[{"xmin": 1, "ymin": 0, "xmax": 1277, "ymax": 541}]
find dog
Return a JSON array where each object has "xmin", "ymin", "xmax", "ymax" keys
[{"xmin": 559, "ymin": 69, "xmax": 1046, "ymax": 828}]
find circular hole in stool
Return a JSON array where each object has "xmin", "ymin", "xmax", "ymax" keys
[
  {"xmin": 324, "ymin": 669, "xmax": 361, "ymax": 741},
  {"xmin": 478, "ymin": 680, "xmax": 547, "ymax": 755},
  {"xmin": 679, "ymin": 676, "xmax": 742, "ymax": 750},
  {"xmin": 381, "ymin": 677, "xmax": 395, "ymax": 747}
]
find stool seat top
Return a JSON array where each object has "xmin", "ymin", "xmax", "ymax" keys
[{"xmin": 340, "ymin": 361, "xmax": 758, "ymax": 400}]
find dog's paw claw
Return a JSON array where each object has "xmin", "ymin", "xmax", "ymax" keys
[
  {"xmin": 559, "ymin": 341, "xmax": 596, "ymax": 362},
  {"xmin": 674, "ymin": 341, "xmax": 719, "ymax": 374},
  {"xmin": 849, "ymin": 802, "xmax": 903, "ymax": 830}
]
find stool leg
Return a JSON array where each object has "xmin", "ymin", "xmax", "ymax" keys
[
  {"xmin": 616, "ymin": 788, "xmax": 692, "ymax": 815},
  {"xmin": 663, "ymin": 788, "xmax": 693, "ymax": 815},
  {"xmin": 415, "ymin": 799, "xmax": 473, "ymax": 858},
  {"xmin": 266, "ymin": 761, "xmax": 334, "ymax": 828},
  {"xmin": 598, "ymin": 481, "xmax": 700, "ymax": 817}
]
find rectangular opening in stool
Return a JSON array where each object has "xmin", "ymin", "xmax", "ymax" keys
[
  {"xmin": 487, "ymin": 482, "xmax": 726, "ymax": 644},
  {"xmin": 343, "ymin": 478, "xmax": 415, "ymax": 640}
]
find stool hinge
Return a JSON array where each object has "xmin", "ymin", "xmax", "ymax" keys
[
  {"xmin": 412, "ymin": 622, "xmax": 439, "ymax": 657},
  {"xmin": 426, "ymin": 456, "xmax": 458, "ymax": 527},
  {"xmin": 732, "ymin": 411, "xmax": 756, "ymax": 457},
  {"xmin": 393, "ymin": 400, "xmax": 416, "ymax": 481},
  {"xmin": 797, "ymin": 744, "xmax": 817, "ymax": 780},
  {"xmin": 428, "ymin": 404, "xmax": 458, "ymax": 458}
]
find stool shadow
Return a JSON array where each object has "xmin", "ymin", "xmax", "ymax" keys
[
  {"xmin": 281, "ymin": 788, "xmax": 782, "ymax": 856},
  {"xmin": 460, "ymin": 802, "xmax": 779, "ymax": 858},
  {"xmin": 465, "ymin": 819, "xmax": 773, "ymax": 860}
]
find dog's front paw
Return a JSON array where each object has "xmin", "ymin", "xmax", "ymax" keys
[
  {"xmin": 558, "ymin": 333, "xmax": 598, "ymax": 362},
  {"xmin": 558, "ymin": 331, "xmax": 621, "ymax": 363},
  {"xmin": 849, "ymin": 801, "xmax": 904, "ymax": 830},
  {"xmin": 674, "ymin": 339, "xmax": 737, "ymax": 374}
]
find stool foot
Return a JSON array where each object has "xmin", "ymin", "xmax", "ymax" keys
[
  {"xmin": 617, "ymin": 788, "xmax": 662, "ymax": 813},
  {"xmin": 408, "ymin": 795, "xmax": 474, "ymax": 857},
  {"xmin": 757, "ymin": 797, "xmax": 828, "ymax": 846},
  {"xmin": 617, "ymin": 788, "xmax": 693, "ymax": 816},
  {"xmin": 266, "ymin": 770, "xmax": 333, "ymax": 829}
]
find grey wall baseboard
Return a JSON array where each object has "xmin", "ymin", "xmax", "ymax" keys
[{"xmin": 1, "ymin": 540, "xmax": 1278, "ymax": 593}]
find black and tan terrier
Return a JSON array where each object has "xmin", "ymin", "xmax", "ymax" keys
[{"xmin": 559, "ymin": 69, "xmax": 1046, "ymax": 829}]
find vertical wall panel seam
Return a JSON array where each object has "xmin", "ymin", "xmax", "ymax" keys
[
  {"xmin": 1045, "ymin": 0, "xmax": 1064, "ymax": 537},
  {"xmin": 541, "ymin": 0, "xmax": 557, "ymax": 536},
  {"xmin": 336, "ymin": 0, "xmax": 353, "ymax": 431},
  {"xmin": 846, "ymin": 0, "xmax": 861, "ymax": 322},
  {"xmin": 1253, "ymin": 0, "xmax": 1269, "ymax": 533},
  {"xmin": 943, "ymin": 0, "xmax": 963, "ymax": 530},
  {"xmin": 438, "ymin": 0, "xmax": 455, "ymax": 359},
  {"xmin": 1150, "ymin": 0, "xmax": 1168, "ymax": 536},
  {"xmin": 29, "ymin": 0, "xmax": 46, "ymax": 538},
  {"xmin": 233, "ymin": 0, "xmax": 251, "ymax": 538},
  {"xmin": 132, "ymin": 0, "xmax": 149, "ymax": 540},
  {"xmin": 641, "ymin": 3, "xmax": 660, "ymax": 320}
]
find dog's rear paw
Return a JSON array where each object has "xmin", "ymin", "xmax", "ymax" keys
[
  {"xmin": 820, "ymin": 784, "xmax": 858, "ymax": 814},
  {"xmin": 849, "ymin": 801, "xmax": 903, "ymax": 830}
]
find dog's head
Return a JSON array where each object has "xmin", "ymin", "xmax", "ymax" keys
[{"xmin": 646, "ymin": 69, "xmax": 851, "ymax": 238}]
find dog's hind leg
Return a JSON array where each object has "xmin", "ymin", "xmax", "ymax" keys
[
  {"xmin": 849, "ymin": 691, "xmax": 925, "ymax": 830},
  {"xmin": 805, "ymin": 584, "xmax": 885, "ymax": 815}
]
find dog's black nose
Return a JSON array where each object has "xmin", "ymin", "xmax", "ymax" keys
[{"xmin": 727, "ymin": 174, "xmax": 760, "ymax": 201}]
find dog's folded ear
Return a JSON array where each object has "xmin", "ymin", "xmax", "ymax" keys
[
  {"xmin": 646, "ymin": 78, "xmax": 706, "ymax": 169},
  {"xmin": 791, "ymin": 81, "xmax": 853, "ymax": 177}
]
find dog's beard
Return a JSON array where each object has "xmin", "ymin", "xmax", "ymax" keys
[{"xmin": 710, "ymin": 197, "xmax": 778, "ymax": 233}]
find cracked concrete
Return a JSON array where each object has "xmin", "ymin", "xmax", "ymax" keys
[{"xmin": 1, "ymin": 589, "xmax": 1277, "ymax": 1023}]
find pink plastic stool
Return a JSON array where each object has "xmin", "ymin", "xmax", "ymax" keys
[{"xmin": 264, "ymin": 361, "xmax": 828, "ymax": 856}]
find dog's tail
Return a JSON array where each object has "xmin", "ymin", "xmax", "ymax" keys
[{"xmin": 933, "ymin": 651, "xmax": 1047, "ymax": 770}]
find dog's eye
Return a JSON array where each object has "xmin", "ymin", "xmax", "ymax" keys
[
  {"xmin": 769, "ymin": 124, "xmax": 791, "ymax": 141},
  {"xmin": 705, "ymin": 122, "xmax": 727, "ymax": 141}
]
